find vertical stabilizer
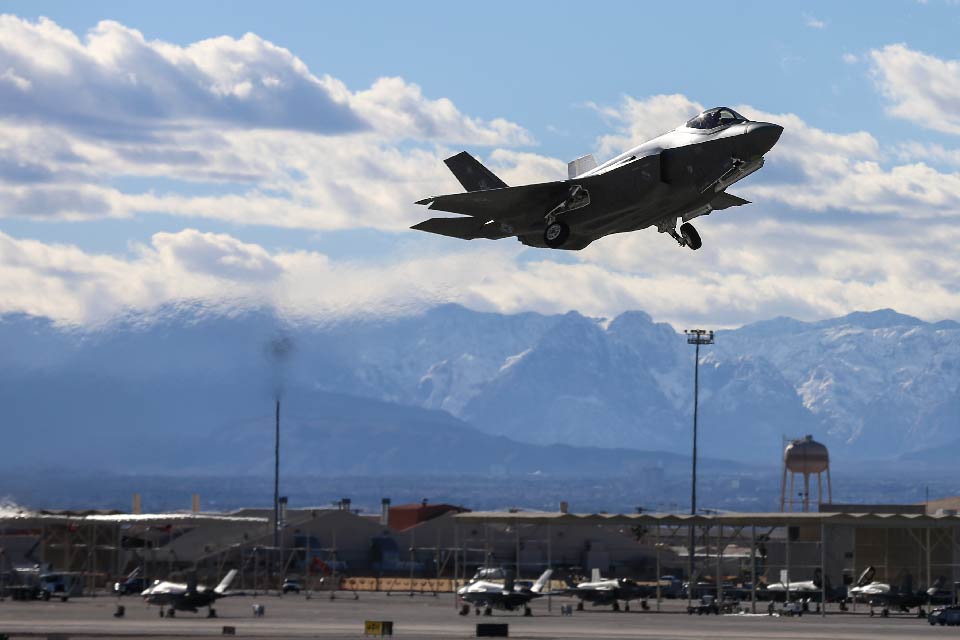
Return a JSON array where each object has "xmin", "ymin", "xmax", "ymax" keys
[
  {"xmin": 530, "ymin": 569, "xmax": 553, "ymax": 594},
  {"xmin": 443, "ymin": 152, "xmax": 508, "ymax": 192},
  {"xmin": 214, "ymin": 569, "xmax": 238, "ymax": 594}
]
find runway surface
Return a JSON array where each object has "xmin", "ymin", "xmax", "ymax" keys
[{"xmin": 0, "ymin": 593, "xmax": 948, "ymax": 639}]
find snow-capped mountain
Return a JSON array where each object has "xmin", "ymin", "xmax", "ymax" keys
[{"xmin": 1, "ymin": 303, "xmax": 956, "ymax": 467}]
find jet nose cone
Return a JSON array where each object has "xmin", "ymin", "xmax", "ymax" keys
[{"xmin": 744, "ymin": 122, "xmax": 783, "ymax": 156}]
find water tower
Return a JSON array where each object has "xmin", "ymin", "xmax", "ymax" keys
[{"xmin": 780, "ymin": 435, "xmax": 832, "ymax": 512}]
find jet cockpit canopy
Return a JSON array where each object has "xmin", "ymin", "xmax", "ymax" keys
[{"xmin": 685, "ymin": 107, "xmax": 746, "ymax": 130}]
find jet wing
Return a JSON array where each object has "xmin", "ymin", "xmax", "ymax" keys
[{"xmin": 416, "ymin": 181, "xmax": 571, "ymax": 223}]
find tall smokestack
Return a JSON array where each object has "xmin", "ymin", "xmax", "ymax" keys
[
  {"xmin": 381, "ymin": 498, "xmax": 391, "ymax": 526},
  {"xmin": 191, "ymin": 494, "xmax": 200, "ymax": 514}
]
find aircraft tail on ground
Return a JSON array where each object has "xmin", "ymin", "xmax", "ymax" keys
[
  {"xmin": 444, "ymin": 152, "xmax": 508, "ymax": 192},
  {"xmin": 530, "ymin": 569, "xmax": 553, "ymax": 594},
  {"xmin": 214, "ymin": 569, "xmax": 238, "ymax": 594}
]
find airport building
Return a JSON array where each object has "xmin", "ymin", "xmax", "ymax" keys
[{"xmin": 3, "ymin": 498, "xmax": 959, "ymax": 609}]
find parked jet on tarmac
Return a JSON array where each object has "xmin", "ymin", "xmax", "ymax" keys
[
  {"xmin": 141, "ymin": 569, "xmax": 237, "ymax": 618},
  {"xmin": 457, "ymin": 569, "xmax": 553, "ymax": 616},
  {"xmin": 764, "ymin": 568, "xmax": 846, "ymax": 603},
  {"xmin": 563, "ymin": 570, "xmax": 653, "ymax": 611},
  {"xmin": 848, "ymin": 566, "xmax": 950, "ymax": 616},
  {"xmin": 414, "ymin": 107, "xmax": 782, "ymax": 250}
]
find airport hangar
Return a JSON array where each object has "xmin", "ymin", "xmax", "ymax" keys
[{"xmin": 3, "ymin": 500, "xmax": 960, "ymax": 609}]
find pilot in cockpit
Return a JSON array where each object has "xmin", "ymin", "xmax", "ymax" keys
[{"xmin": 686, "ymin": 108, "xmax": 745, "ymax": 130}]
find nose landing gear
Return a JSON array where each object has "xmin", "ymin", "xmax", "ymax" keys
[
  {"xmin": 657, "ymin": 216, "xmax": 702, "ymax": 250},
  {"xmin": 679, "ymin": 223, "xmax": 702, "ymax": 250}
]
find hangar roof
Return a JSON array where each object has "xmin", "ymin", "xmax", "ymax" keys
[{"xmin": 454, "ymin": 511, "xmax": 960, "ymax": 528}]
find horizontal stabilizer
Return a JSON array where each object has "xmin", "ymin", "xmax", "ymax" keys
[
  {"xmin": 568, "ymin": 154, "xmax": 597, "ymax": 179},
  {"xmin": 411, "ymin": 216, "xmax": 490, "ymax": 240},
  {"xmin": 710, "ymin": 191, "xmax": 750, "ymax": 210},
  {"xmin": 444, "ymin": 151, "xmax": 508, "ymax": 192}
]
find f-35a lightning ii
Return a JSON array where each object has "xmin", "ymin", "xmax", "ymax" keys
[
  {"xmin": 457, "ymin": 569, "xmax": 553, "ymax": 616},
  {"xmin": 141, "ymin": 569, "xmax": 237, "ymax": 618},
  {"xmin": 563, "ymin": 570, "xmax": 653, "ymax": 611},
  {"xmin": 414, "ymin": 107, "xmax": 782, "ymax": 250}
]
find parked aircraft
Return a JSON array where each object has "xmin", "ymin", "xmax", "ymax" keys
[
  {"xmin": 414, "ymin": 107, "xmax": 782, "ymax": 250},
  {"xmin": 457, "ymin": 569, "xmax": 552, "ymax": 616},
  {"xmin": 849, "ymin": 566, "xmax": 949, "ymax": 616},
  {"xmin": 141, "ymin": 569, "xmax": 237, "ymax": 618},
  {"xmin": 764, "ymin": 568, "xmax": 846, "ymax": 603},
  {"xmin": 563, "ymin": 570, "xmax": 653, "ymax": 611}
]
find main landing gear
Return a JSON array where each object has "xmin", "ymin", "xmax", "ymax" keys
[
  {"xmin": 544, "ymin": 220, "xmax": 570, "ymax": 248},
  {"xmin": 543, "ymin": 184, "xmax": 589, "ymax": 248}
]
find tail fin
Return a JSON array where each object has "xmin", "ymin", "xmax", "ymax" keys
[
  {"xmin": 444, "ymin": 152, "xmax": 508, "ymax": 192},
  {"xmin": 530, "ymin": 569, "xmax": 553, "ymax": 594},
  {"xmin": 214, "ymin": 569, "xmax": 238, "ymax": 594}
]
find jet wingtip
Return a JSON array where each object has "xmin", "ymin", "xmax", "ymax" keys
[{"xmin": 414, "ymin": 197, "xmax": 435, "ymax": 206}]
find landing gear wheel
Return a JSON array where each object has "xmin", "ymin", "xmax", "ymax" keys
[
  {"xmin": 624, "ymin": 602, "xmax": 630, "ymax": 612},
  {"xmin": 544, "ymin": 221, "xmax": 570, "ymax": 248},
  {"xmin": 484, "ymin": 606, "xmax": 493, "ymax": 616},
  {"xmin": 576, "ymin": 602, "xmax": 584, "ymax": 611},
  {"xmin": 612, "ymin": 601, "xmax": 620, "ymax": 612},
  {"xmin": 168, "ymin": 608, "xmax": 176, "ymax": 618},
  {"xmin": 524, "ymin": 605, "xmax": 532, "ymax": 616},
  {"xmin": 207, "ymin": 608, "xmax": 217, "ymax": 618},
  {"xmin": 680, "ymin": 223, "xmax": 702, "ymax": 250},
  {"xmin": 159, "ymin": 609, "xmax": 164, "ymax": 618}
]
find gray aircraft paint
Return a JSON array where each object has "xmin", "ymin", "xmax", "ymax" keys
[{"xmin": 413, "ymin": 107, "xmax": 782, "ymax": 250}]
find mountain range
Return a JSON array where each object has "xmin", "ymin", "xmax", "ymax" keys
[{"xmin": 2, "ymin": 303, "xmax": 957, "ymax": 474}]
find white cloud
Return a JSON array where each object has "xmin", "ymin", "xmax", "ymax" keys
[
  {"xmin": 869, "ymin": 43, "xmax": 960, "ymax": 135},
  {"xmin": 0, "ymin": 16, "xmax": 530, "ymax": 145},
  {"xmin": 803, "ymin": 13, "xmax": 827, "ymax": 29},
  {"xmin": 0, "ymin": 16, "xmax": 534, "ymax": 230},
  {"xmin": 1, "ymin": 224, "xmax": 958, "ymax": 329},
  {"xmin": 842, "ymin": 53, "xmax": 859, "ymax": 64}
]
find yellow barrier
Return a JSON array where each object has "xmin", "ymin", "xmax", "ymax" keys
[
  {"xmin": 343, "ymin": 577, "xmax": 456, "ymax": 592},
  {"xmin": 364, "ymin": 620, "xmax": 394, "ymax": 636}
]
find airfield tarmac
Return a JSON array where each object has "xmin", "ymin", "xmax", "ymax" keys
[{"xmin": 0, "ymin": 593, "xmax": 949, "ymax": 639}]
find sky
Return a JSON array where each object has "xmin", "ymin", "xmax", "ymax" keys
[{"xmin": 1, "ymin": 0, "xmax": 959, "ymax": 328}]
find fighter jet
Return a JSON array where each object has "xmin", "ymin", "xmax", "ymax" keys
[
  {"xmin": 457, "ymin": 569, "xmax": 553, "ymax": 616},
  {"xmin": 764, "ymin": 568, "xmax": 845, "ymax": 603},
  {"xmin": 849, "ymin": 566, "xmax": 948, "ymax": 617},
  {"xmin": 413, "ymin": 107, "xmax": 782, "ymax": 250},
  {"xmin": 563, "ymin": 570, "xmax": 653, "ymax": 611},
  {"xmin": 141, "ymin": 569, "xmax": 237, "ymax": 618}
]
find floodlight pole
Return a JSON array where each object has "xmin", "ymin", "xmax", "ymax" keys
[
  {"xmin": 684, "ymin": 328, "xmax": 714, "ymax": 595},
  {"xmin": 273, "ymin": 398, "xmax": 280, "ymax": 551}
]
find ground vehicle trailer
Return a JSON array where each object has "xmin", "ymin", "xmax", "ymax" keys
[{"xmin": 928, "ymin": 605, "xmax": 960, "ymax": 626}]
